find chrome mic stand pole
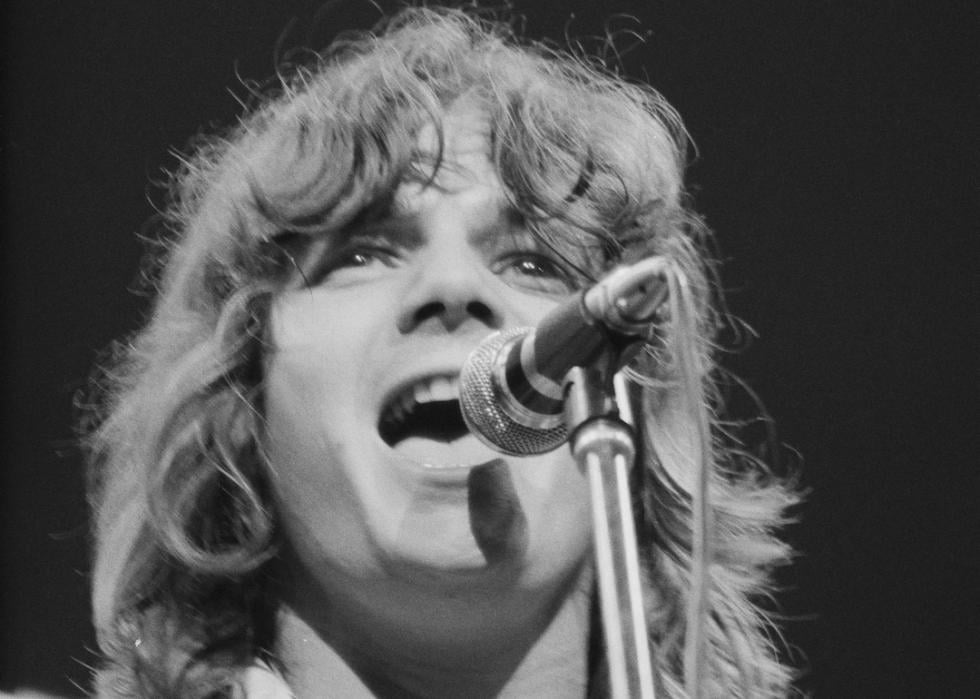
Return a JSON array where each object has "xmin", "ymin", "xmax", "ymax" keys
[{"xmin": 564, "ymin": 365, "xmax": 655, "ymax": 699}]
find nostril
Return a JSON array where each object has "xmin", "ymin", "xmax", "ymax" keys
[
  {"xmin": 400, "ymin": 298, "xmax": 499, "ymax": 333},
  {"xmin": 466, "ymin": 300, "xmax": 495, "ymax": 325},
  {"xmin": 411, "ymin": 301, "xmax": 446, "ymax": 327}
]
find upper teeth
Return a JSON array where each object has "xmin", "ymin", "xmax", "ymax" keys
[{"xmin": 384, "ymin": 375, "xmax": 460, "ymax": 425}]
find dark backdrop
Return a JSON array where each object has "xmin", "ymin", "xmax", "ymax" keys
[{"xmin": 3, "ymin": 1, "xmax": 975, "ymax": 696}]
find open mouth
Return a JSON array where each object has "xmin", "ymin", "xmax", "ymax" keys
[{"xmin": 378, "ymin": 375, "xmax": 470, "ymax": 447}]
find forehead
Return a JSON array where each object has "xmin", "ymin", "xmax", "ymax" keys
[
  {"xmin": 389, "ymin": 102, "xmax": 603, "ymax": 272},
  {"xmin": 408, "ymin": 101, "xmax": 497, "ymax": 192},
  {"xmin": 418, "ymin": 100, "xmax": 490, "ymax": 157}
]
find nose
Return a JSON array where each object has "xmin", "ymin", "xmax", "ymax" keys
[{"xmin": 395, "ymin": 249, "xmax": 503, "ymax": 334}]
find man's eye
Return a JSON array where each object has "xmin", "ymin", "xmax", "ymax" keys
[
  {"xmin": 315, "ymin": 246, "xmax": 398, "ymax": 286},
  {"xmin": 338, "ymin": 250, "xmax": 386, "ymax": 268},
  {"xmin": 496, "ymin": 254, "xmax": 577, "ymax": 294},
  {"xmin": 510, "ymin": 257, "xmax": 560, "ymax": 277}
]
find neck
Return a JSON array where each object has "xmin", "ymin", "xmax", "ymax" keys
[{"xmin": 274, "ymin": 563, "xmax": 595, "ymax": 698}]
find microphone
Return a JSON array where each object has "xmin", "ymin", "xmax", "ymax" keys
[{"xmin": 459, "ymin": 257, "xmax": 670, "ymax": 455}]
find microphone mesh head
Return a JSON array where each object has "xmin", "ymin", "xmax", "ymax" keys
[{"xmin": 459, "ymin": 327, "xmax": 568, "ymax": 456}]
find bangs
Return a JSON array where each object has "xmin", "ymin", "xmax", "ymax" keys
[{"xmin": 219, "ymin": 10, "xmax": 684, "ymax": 291}]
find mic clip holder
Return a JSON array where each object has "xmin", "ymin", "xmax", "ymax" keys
[{"xmin": 563, "ymin": 352, "xmax": 656, "ymax": 699}]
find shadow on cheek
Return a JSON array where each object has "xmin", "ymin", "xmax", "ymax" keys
[{"xmin": 467, "ymin": 459, "xmax": 529, "ymax": 564}]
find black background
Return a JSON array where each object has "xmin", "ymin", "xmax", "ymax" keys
[{"xmin": 2, "ymin": 1, "xmax": 976, "ymax": 696}]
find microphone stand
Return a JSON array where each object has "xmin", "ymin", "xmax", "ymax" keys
[{"xmin": 564, "ymin": 362, "xmax": 655, "ymax": 699}]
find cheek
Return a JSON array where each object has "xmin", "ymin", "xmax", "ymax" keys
[
  {"xmin": 263, "ymin": 364, "xmax": 344, "ymax": 516},
  {"xmin": 262, "ymin": 309, "xmax": 359, "ymax": 530},
  {"xmin": 264, "ymin": 292, "xmax": 381, "ymax": 435},
  {"xmin": 263, "ymin": 301, "xmax": 401, "ymax": 572},
  {"xmin": 263, "ymin": 375, "xmax": 381, "ymax": 574},
  {"xmin": 501, "ymin": 289, "xmax": 567, "ymax": 328},
  {"xmin": 269, "ymin": 294, "xmax": 354, "ymax": 371},
  {"xmin": 262, "ymin": 351, "xmax": 342, "ymax": 490}
]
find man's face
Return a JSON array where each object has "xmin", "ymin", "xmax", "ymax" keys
[{"xmin": 263, "ymin": 104, "xmax": 593, "ymax": 610}]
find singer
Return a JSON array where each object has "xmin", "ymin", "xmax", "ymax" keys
[{"xmin": 83, "ymin": 7, "xmax": 797, "ymax": 698}]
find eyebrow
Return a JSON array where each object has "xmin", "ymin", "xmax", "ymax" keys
[
  {"xmin": 346, "ymin": 199, "xmax": 530, "ymax": 249},
  {"xmin": 346, "ymin": 216, "xmax": 423, "ymax": 248},
  {"xmin": 468, "ymin": 204, "xmax": 530, "ymax": 247},
  {"xmin": 325, "ymin": 198, "xmax": 424, "ymax": 250}
]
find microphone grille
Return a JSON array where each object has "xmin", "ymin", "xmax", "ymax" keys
[{"xmin": 459, "ymin": 327, "xmax": 568, "ymax": 456}]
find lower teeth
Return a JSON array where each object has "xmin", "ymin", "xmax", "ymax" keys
[{"xmin": 421, "ymin": 460, "xmax": 467, "ymax": 470}]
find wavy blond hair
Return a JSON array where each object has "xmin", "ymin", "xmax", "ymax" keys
[{"xmin": 84, "ymin": 7, "xmax": 798, "ymax": 697}]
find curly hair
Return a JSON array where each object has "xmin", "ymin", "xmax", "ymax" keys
[{"xmin": 84, "ymin": 7, "xmax": 797, "ymax": 697}]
